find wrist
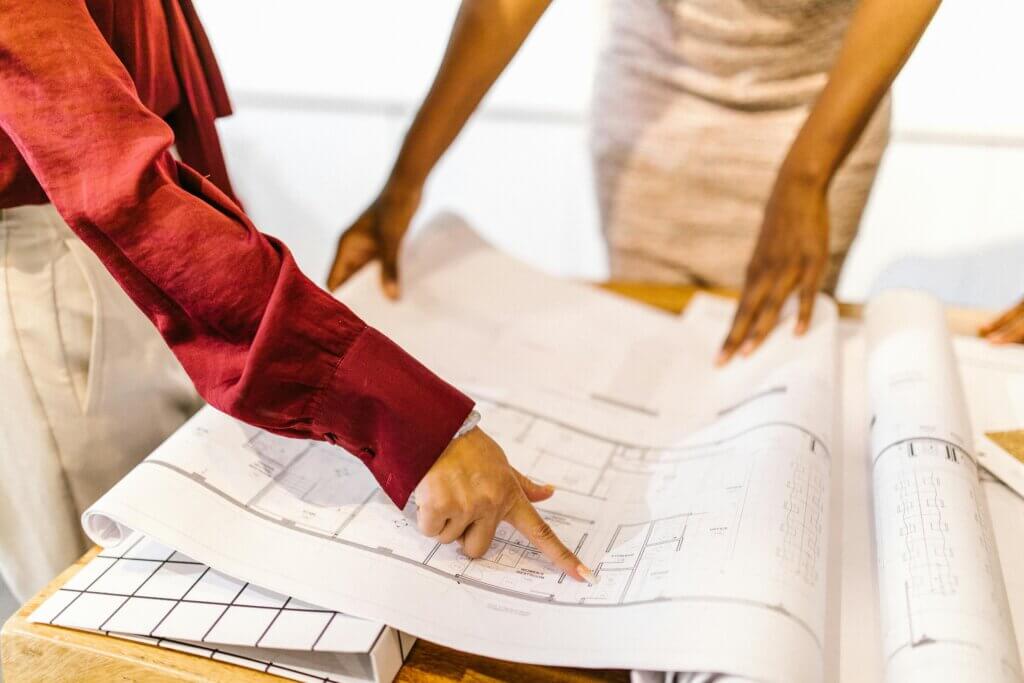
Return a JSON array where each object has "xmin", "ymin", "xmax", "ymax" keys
[
  {"xmin": 380, "ymin": 174, "xmax": 423, "ymax": 203},
  {"xmin": 451, "ymin": 410, "xmax": 481, "ymax": 442},
  {"xmin": 778, "ymin": 128, "xmax": 843, "ymax": 194},
  {"xmin": 777, "ymin": 154, "xmax": 832, "ymax": 195}
]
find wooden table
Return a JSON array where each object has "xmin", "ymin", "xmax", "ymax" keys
[{"xmin": 0, "ymin": 284, "xmax": 996, "ymax": 682}]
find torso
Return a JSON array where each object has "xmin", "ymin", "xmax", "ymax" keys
[
  {"xmin": 590, "ymin": 0, "xmax": 889, "ymax": 288},
  {"xmin": 610, "ymin": 0, "xmax": 858, "ymax": 109}
]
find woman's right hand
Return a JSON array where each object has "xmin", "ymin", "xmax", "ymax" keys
[
  {"xmin": 414, "ymin": 427, "xmax": 593, "ymax": 582},
  {"xmin": 327, "ymin": 183, "xmax": 423, "ymax": 298}
]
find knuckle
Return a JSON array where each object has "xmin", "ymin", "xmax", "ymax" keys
[
  {"xmin": 416, "ymin": 513, "xmax": 439, "ymax": 534},
  {"xmin": 481, "ymin": 489, "xmax": 503, "ymax": 511},
  {"xmin": 533, "ymin": 521, "xmax": 557, "ymax": 543},
  {"xmin": 463, "ymin": 540, "xmax": 487, "ymax": 559},
  {"xmin": 467, "ymin": 496, "xmax": 490, "ymax": 518},
  {"xmin": 420, "ymin": 499, "xmax": 446, "ymax": 516}
]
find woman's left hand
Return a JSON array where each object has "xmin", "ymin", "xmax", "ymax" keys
[
  {"xmin": 718, "ymin": 174, "xmax": 830, "ymax": 365},
  {"xmin": 980, "ymin": 298, "xmax": 1024, "ymax": 344}
]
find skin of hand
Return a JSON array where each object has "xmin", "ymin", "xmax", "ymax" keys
[
  {"xmin": 718, "ymin": 0, "xmax": 941, "ymax": 364},
  {"xmin": 413, "ymin": 427, "xmax": 594, "ymax": 583},
  {"xmin": 980, "ymin": 298, "xmax": 1024, "ymax": 344},
  {"xmin": 717, "ymin": 173, "xmax": 829, "ymax": 364},
  {"xmin": 327, "ymin": 184, "xmax": 421, "ymax": 298},
  {"xmin": 326, "ymin": 0, "xmax": 551, "ymax": 296}
]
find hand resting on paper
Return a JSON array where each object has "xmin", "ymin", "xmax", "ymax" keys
[
  {"xmin": 718, "ymin": 173, "xmax": 829, "ymax": 365},
  {"xmin": 327, "ymin": 184, "xmax": 420, "ymax": 298},
  {"xmin": 415, "ymin": 426, "xmax": 593, "ymax": 583},
  {"xmin": 980, "ymin": 297, "xmax": 1024, "ymax": 345}
]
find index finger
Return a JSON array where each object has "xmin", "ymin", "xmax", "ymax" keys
[
  {"xmin": 717, "ymin": 277, "xmax": 770, "ymax": 366},
  {"xmin": 506, "ymin": 497, "xmax": 592, "ymax": 583}
]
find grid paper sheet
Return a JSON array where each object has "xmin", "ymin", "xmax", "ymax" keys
[{"xmin": 29, "ymin": 533, "xmax": 398, "ymax": 683}]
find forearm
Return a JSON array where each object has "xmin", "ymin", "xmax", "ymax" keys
[
  {"xmin": 387, "ymin": 0, "xmax": 552, "ymax": 191},
  {"xmin": 0, "ymin": 0, "xmax": 473, "ymax": 507},
  {"xmin": 782, "ymin": 0, "xmax": 940, "ymax": 188}
]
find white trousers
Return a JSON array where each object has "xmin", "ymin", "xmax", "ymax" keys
[{"xmin": 0, "ymin": 204, "xmax": 200, "ymax": 602}]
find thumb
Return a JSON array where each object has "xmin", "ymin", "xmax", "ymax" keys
[
  {"xmin": 513, "ymin": 469, "xmax": 555, "ymax": 503},
  {"xmin": 327, "ymin": 235, "xmax": 375, "ymax": 292},
  {"xmin": 327, "ymin": 213, "xmax": 377, "ymax": 292},
  {"xmin": 380, "ymin": 228, "xmax": 402, "ymax": 300}
]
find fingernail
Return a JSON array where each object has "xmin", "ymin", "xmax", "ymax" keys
[
  {"xmin": 795, "ymin": 321, "xmax": 807, "ymax": 335},
  {"xmin": 383, "ymin": 282, "xmax": 400, "ymax": 300},
  {"xmin": 715, "ymin": 351, "xmax": 728, "ymax": 366},
  {"xmin": 543, "ymin": 483, "xmax": 556, "ymax": 493},
  {"xmin": 577, "ymin": 564, "xmax": 599, "ymax": 585},
  {"xmin": 741, "ymin": 340, "xmax": 755, "ymax": 355}
]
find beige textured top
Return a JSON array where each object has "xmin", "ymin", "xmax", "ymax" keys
[
  {"xmin": 616, "ymin": 0, "xmax": 858, "ymax": 109},
  {"xmin": 591, "ymin": 0, "xmax": 891, "ymax": 289}
]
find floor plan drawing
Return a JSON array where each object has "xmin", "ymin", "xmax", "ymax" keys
[
  {"xmin": 137, "ymin": 397, "xmax": 829, "ymax": 615},
  {"xmin": 81, "ymin": 220, "xmax": 842, "ymax": 683}
]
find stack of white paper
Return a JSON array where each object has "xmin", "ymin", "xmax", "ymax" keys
[{"xmin": 30, "ymin": 532, "xmax": 411, "ymax": 683}]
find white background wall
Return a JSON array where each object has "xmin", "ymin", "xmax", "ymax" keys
[{"xmin": 195, "ymin": 0, "xmax": 1024, "ymax": 310}]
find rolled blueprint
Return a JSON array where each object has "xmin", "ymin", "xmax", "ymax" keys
[{"xmin": 866, "ymin": 290, "xmax": 1022, "ymax": 683}]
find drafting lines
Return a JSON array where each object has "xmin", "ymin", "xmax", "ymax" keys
[
  {"xmin": 876, "ymin": 437, "xmax": 978, "ymax": 602},
  {"xmin": 140, "ymin": 397, "xmax": 829, "ymax": 654},
  {"xmin": 874, "ymin": 435, "xmax": 1022, "ymax": 680},
  {"xmin": 478, "ymin": 396, "xmax": 829, "ymax": 503}
]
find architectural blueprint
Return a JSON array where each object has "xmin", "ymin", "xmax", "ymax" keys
[
  {"xmin": 28, "ymin": 532, "xmax": 409, "ymax": 683},
  {"xmin": 75, "ymin": 217, "xmax": 1024, "ymax": 682},
  {"xmin": 82, "ymin": 217, "xmax": 840, "ymax": 683},
  {"xmin": 864, "ymin": 291, "xmax": 1022, "ymax": 683}
]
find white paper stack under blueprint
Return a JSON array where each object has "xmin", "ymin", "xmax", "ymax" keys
[
  {"xmin": 62, "ymin": 214, "xmax": 1024, "ymax": 682},
  {"xmin": 29, "ymin": 531, "xmax": 412, "ymax": 683}
]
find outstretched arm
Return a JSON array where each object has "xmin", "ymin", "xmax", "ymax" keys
[
  {"xmin": 327, "ymin": 0, "xmax": 553, "ymax": 295},
  {"xmin": 0, "ymin": 0, "xmax": 588, "ymax": 574},
  {"xmin": 0, "ymin": 0, "xmax": 476, "ymax": 508},
  {"xmin": 718, "ymin": 0, "xmax": 942, "ymax": 364}
]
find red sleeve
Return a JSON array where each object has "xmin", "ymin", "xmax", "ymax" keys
[{"xmin": 0, "ymin": 0, "xmax": 473, "ymax": 507}]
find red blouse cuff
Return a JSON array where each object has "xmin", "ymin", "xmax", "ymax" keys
[{"xmin": 312, "ymin": 327, "xmax": 475, "ymax": 508}]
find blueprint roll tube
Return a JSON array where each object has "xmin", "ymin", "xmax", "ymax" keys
[{"xmin": 865, "ymin": 289, "xmax": 1022, "ymax": 683}]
